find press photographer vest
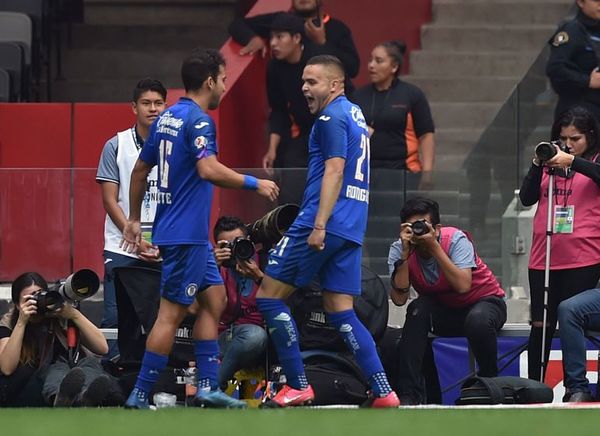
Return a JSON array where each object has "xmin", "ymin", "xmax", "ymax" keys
[
  {"xmin": 103, "ymin": 127, "xmax": 158, "ymax": 257},
  {"xmin": 529, "ymin": 166, "xmax": 600, "ymax": 270},
  {"xmin": 408, "ymin": 226, "xmax": 505, "ymax": 308}
]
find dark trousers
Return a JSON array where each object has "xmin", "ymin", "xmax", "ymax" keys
[
  {"xmin": 397, "ymin": 295, "xmax": 507, "ymax": 403},
  {"xmin": 527, "ymin": 263, "xmax": 600, "ymax": 381},
  {"xmin": 0, "ymin": 364, "xmax": 45, "ymax": 407}
]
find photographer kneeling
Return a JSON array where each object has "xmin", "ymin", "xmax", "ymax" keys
[
  {"xmin": 0, "ymin": 272, "xmax": 123, "ymax": 407},
  {"xmin": 389, "ymin": 197, "xmax": 506, "ymax": 404},
  {"xmin": 212, "ymin": 216, "xmax": 268, "ymax": 389}
]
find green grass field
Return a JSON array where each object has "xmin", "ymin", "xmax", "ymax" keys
[{"xmin": 1, "ymin": 408, "xmax": 598, "ymax": 436}]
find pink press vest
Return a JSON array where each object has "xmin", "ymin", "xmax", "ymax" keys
[
  {"xmin": 408, "ymin": 227, "xmax": 505, "ymax": 308},
  {"xmin": 218, "ymin": 254, "xmax": 263, "ymax": 333},
  {"xmin": 529, "ymin": 167, "xmax": 600, "ymax": 270}
]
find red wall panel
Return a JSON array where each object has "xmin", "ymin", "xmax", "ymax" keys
[
  {"xmin": 0, "ymin": 103, "xmax": 72, "ymax": 168},
  {"xmin": 72, "ymin": 103, "xmax": 135, "ymax": 168},
  {"xmin": 0, "ymin": 169, "xmax": 71, "ymax": 281},
  {"xmin": 72, "ymin": 169, "xmax": 105, "ymax": 277}
]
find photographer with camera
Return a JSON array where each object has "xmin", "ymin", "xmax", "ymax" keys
[
  {"xmin": 388, "ymin": 197, "xmax": 506, "ymax": 404},
  {"xmin": 0, "ymin": 272, "xmax": 123, "ymax": 407},
  {"xmin": 212, "ymin": 216, "xmax": 267, "ymax": 389},
  {"xmin": 519, "ymin": 106, "xmax": 600, "ymax": 386}
]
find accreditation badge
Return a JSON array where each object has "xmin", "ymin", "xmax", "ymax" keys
[{"xmin": 554, "ymin": 205, "xmax": 574, "ymax": 234}]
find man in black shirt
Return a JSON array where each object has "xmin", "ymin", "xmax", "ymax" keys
[
  {"xmin": 228, "ymin": 0, "xmax": 359, "ymax": 91},
  {"xmin": 263, "ymin": 13, "xmax": 313, "ymax": 173},
  {"xmin": 547, "ymin": 0, "xmax": 600, "ymax": 120}
]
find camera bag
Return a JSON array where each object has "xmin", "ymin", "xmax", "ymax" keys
[
  {"xmin": 455, "ymin": 376, "xmax": 553, "ymax": 405},
  {"xmin": 288, "ymin": 265, "xmax": 389, "ymax": 352},
  {"xmin": 302, "ymin": 350, "xmax": 369, "ymax": 405}
]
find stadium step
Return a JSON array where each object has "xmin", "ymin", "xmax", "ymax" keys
[
  {"xmin": 402, "ymin": 76, "xmax": 519, "ymax": 103},
  {"xmin": 432, "ymin": 0, "xmax": 574, "ymax": 25},
  {"xmin": 410, "ymin": 51, "xmax": 538, "ymax": 77},
  {"xmin": 53, "ymin": 1, "xmax": 236, "ymax": 102},
  {"xmin": 83, "ymin": 0, "xmax": 236, "ymax": 26},
  {"xmin": 420, "ymin": 25, "xmax": 558, "ymax": 51}
]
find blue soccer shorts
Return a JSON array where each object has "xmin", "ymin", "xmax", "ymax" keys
[
  {"xmin": 159, "ymin": 244, "xmax": 223, "ymax": 306},
  {"xmin": 265, "ymin": 227, "xmax": 362, "ymax": 295}
]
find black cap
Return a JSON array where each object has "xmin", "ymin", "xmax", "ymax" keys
[{"xmin": 270, "ymin": 12, "xmax": 305, "ymax": 35}]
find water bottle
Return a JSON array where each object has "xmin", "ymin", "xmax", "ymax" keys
[{"xmin": 184, "ymin": 361, "xmax": 197, "ymax": 406}]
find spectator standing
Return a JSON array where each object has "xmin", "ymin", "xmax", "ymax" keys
[
  {"xmin": 229, "ymin": 0, "xmax": 359, "ymax": 90},
  {"xmin": 352, "ymin": 40, "xmax": 435, "ymax": 190},
  {"xmin": 96, "ymin": 79, "xmax": 166, "ymax": 361},
  {"xmin": 519, "ymin": 106, "xmax": 600, "ymax": 382},
  {"xmin": 388, "ymin": 197, "xmax": 506, "ymax": 404}
]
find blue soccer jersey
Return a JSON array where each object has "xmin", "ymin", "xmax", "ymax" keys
[
  {"xmin": 139, "ymin": 97, "xmax": 218, "ymax": 245},
  {"xmin": 290, "ymin": 95, "xmax": 370, "ymax": 245}
]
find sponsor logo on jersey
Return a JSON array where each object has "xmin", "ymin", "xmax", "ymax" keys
[{"xmin": 195, "ymin": 122, "xmax": 209, "ymax": 129}]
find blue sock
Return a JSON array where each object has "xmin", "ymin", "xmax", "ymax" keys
[
  {"xmin": 135, "ymin": 351, "xmax": 168, "ymax": 394},
  {"xmin": 327, "ymin": 309, "xmax": 392, "ymax": 397},
  {"xmin": 194, "ymin": 339, "xmax": 220, "ymax": 390},
  {"xmin": 257, "ymin": 298, "xmax": 307, "ymax": 390}
]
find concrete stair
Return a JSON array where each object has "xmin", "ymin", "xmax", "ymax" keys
[
  {"xmin": 364, "ymin": 0, "xmax": 572, "ymax": 290},
  {"xmin": 53, "ymin": 0, "xmax": 237, "ymax": 102},
  {"xmin": 409, "ymin": 0, "xmax": 573, "ymax": 171}
]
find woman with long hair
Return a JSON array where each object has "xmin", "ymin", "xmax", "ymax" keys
[
  {"xmin": 520, "ymin": 106, "xmax": 600, "ymax": 399},
  {"xmin": 0, "ymin": 272, "xmax": 122, "ymax": 407}
]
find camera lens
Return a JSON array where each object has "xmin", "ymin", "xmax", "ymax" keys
[
  {"xmin": 535, "ymin": 142, "xmax": 557, "ymax": 162},
  {"xmin": 231, "ymin": 238, "xmax": 255, "ymax": 261},
  {"xmin": 411, "ymin": 220, "xmax": 428, "ymax": 236}
]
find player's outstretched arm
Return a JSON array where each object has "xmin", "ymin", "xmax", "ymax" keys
[{"xmin": 197, "ymin": 155, "xmax": 279, "ymax": 201}]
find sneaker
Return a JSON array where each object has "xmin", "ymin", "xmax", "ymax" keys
[
  {"xmin": 124, "ymin": 387, "xmax": 150, "ymax": 409},
  {"xmin": 362, "ymin": 391, "xmax": 400, "ymax": 408},
  {"xmin": 80, "ymin": 375, "xmax": 110, "ymax": 407},
  {"xmin": 567, "ymin": 391, "xmax": 594, "ymax": 403},
  {"xmin": 193, "ymin": 388, "xmax": 247, "ymax": 409},
  {"xmin": 54, "ymin": 367, "xmax": 85, "ymax": 407},
  {"xmin": 260, "ymin": 384, "xmax": 315, "ymax": 408}
]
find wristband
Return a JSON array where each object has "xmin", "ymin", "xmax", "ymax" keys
[
  {"xmin": 314, "ymin": 225, "xmax": 326, "ymax": 231},
  {"xmin": 242, "ymin": 175, "xmax": 259, "ymax": 190}
]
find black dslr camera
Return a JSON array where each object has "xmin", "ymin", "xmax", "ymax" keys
[
  {"xmin": 221, "ymin": 204, "xmax": 300, "ymax": 268},
  {"xmin": 535, "ymin": 140, "xmax": 570, "ymax": 162},
  {"xmin": 221, "ymin": 237, "xmax": 256, "ymax": 268},
  {"xmin": 411, "ymin": 219, "xmax": 429, "ymax": 236},
  {"xmin": 31, "ymin": 269, "xmax": 100, "ymax": 315}
]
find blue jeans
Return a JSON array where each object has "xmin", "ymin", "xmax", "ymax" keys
[
  {"xmin": 557, "ymin": 288, "xmax": 600, "ymax": 394},
  {"xmin": 102, "ymin": 250, "xmax": 150, "ymax": 360},
  {"xmin": 217, "ymin": 324, "xmax": 267, "ymax": 387}
]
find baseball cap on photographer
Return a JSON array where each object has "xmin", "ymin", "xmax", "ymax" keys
[{"xmin": 270, "ymin": 12, "xmax": 305, "ymax": 36}]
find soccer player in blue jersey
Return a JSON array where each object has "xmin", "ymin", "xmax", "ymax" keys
[
  {"xmin": 120, "ymin": 48, "xmax": 279, "ymax": 409},
  {"xmin": 256, "ymin": 55, "xmax": 400, "ymax": 408}
]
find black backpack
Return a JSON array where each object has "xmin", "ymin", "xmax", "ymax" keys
[
  {"xmin": 456, "ymin": 376, "xmax": 554, "ymax": 405},
  {"xmin": 302, "ymin": 350, "xmax": 369, "ymax": 405},
  {"xmin": 288, "ymin": 265, "xmax": 389, "ymax": 352}
]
